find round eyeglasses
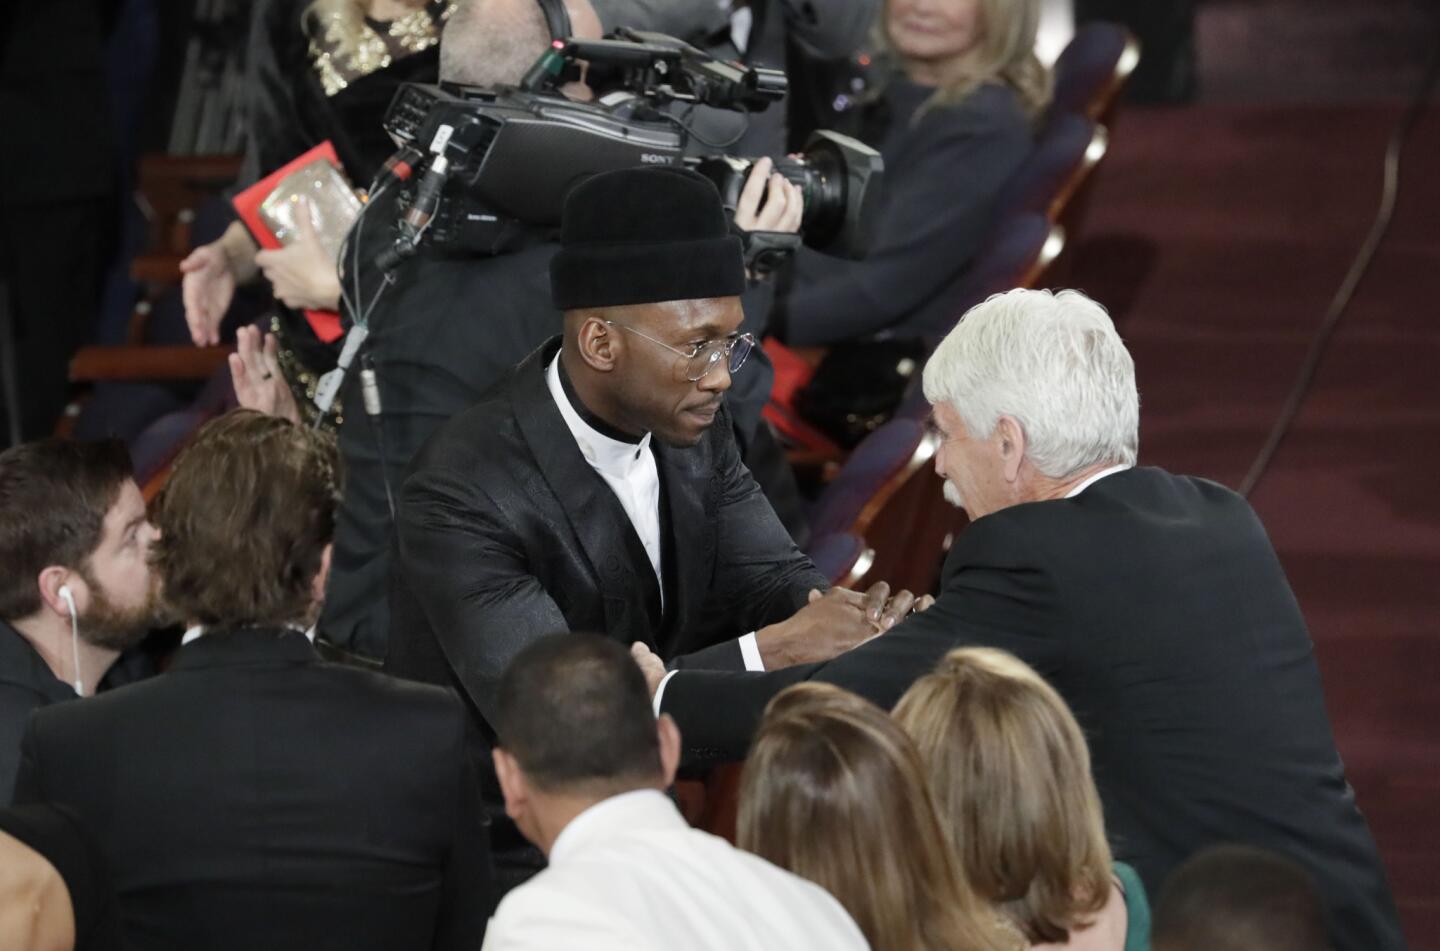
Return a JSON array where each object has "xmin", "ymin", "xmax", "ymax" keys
[{"xmin": 604, "ymin": 321, "xmax": 757, "ymax": 382}]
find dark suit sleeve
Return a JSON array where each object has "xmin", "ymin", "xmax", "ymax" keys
[
  {"xmin": 663, "ymin": 511, "xmax": 1066, "ymax": 761},
  {"xmin": 779, "ymin": 95, "xmax": 1031, "ymax": 345},
  {"xmin": 677, "ymin": 415, "xmax": 827, "ymax": 667},
  {"xmin": 395, "ymin": 466, "xmax": 569, "ymax": 725},
  {"xmin": 779, "ymin": 0, "xmax": 878, "ymax": 60},
  {"xmin": 430, "ymin": 711, "xmax": 492, "ymax": 950}
]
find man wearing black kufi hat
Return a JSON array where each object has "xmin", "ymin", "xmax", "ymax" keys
[{"xmin": 387, "ymin": 166, "xmax": 915, "ymax": 887}]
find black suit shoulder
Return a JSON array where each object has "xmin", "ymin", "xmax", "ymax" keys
[
  {"xmin": 1, "ymin": 682, "xmax": 53, "ymax": 801},
  {"xmin": 27, "ymin": 651, "xmax": 466, "ymax": 736}
]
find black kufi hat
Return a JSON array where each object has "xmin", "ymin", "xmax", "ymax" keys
[{"xmin": 550, "ymin": 166, "xmax": 746, "ymax": 310}]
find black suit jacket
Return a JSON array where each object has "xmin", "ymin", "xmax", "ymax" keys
[
  {"xmin": 662, "ymin": 467, "xmax": 1404, "ymax": 951},
  {"xmin": 0, "ymin": 620, "xmax": 75, "ymax": 803},
  {"xmin": 387, "ymin": 339, "xmax": 824, "ymax": 739},
  {"xmin": 14, "ymin": 628, "xmax": 489, "ymax": 951},
  {"xmin": 322, "ymin": 190, "xmax": 783, "ymax": 658}
]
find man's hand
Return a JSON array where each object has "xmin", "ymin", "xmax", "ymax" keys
[
  {"xmin": 755, "ymin": 586, "xmax": 873, "ymax": 669},
  {"xmin": 756, "ymin": 581, "xmax": 934, "ymax": 670},
  {"xmin": 631, "ymin": 642, "xmax": 667, "ymax": 701},
  {"xmin": 733, "ymin": 157, "xmax": 804, "ymax": 234},
  {"xmin": 253, "ymin": 198, "xmax": 343, "ymax": 312},
  {"xmin": 228, "ymin": 325, "xmax": 301, "ymax": 424}
]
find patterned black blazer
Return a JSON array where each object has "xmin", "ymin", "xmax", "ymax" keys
[{"xmin": 386, "ymin": 338, "xmax": 824, "ymax": 740}]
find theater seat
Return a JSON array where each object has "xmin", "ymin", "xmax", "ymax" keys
[
  {"xmin": 806, "ymin": 418, "xmax": 932, "ymax": 543},
  {"xmin": 1051, "ymin": 22, "xmax": 1141, "ymax": 125},
  {"xmin": 806, "ymin": 532, "xmax": 874, "ymax": 587},
  {"xmin": 994, "ymin": 113, "xmax": 1107, "ymax": 224},
  {"xmin": 918, "ymin": 214, "xmax": 1065, "ymax": 345}
]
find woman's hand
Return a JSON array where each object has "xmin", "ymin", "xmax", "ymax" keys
[
  {"xmin": 180, "ymin": 244, "xmax": 237, "ymax": 346},
  {"xmin": 254, "ymin": 197, "xmax": 343, "ymax": 312},
  {"xmin": 180, "ymin": 220, "xmax": 259, "ymax": 346},
  {"xmin": 228, "ymin": 325, "xmax": 301, "ymax": 424},
  {"xmin": 732, "ymin": 157, "xmax": 805, "ymax": 234}
]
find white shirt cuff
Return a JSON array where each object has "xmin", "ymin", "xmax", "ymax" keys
[
  {"xmin": 738, "ymin": 631, "xmax": 765, "ymax": 672},
  {"xmin": 652, "ymin": 670, "xmax": 679, "ymax": 717}
]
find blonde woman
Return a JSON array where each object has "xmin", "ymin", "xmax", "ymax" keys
[
  {"xmin": 775, "ymin": 0, "xmax": 1051, "ymax": 346},
  {"xmin": 894, "ymin": 648, "xmax": 1151, "ymax": 951},
  {"xmin": 738, "ymin": 682, "xmax": 1023, "ymax": 951},
  {"xmin": 181, "ymin": 0, "xmax": 453, "ymax": 411}
]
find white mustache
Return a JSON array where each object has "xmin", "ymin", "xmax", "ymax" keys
[{"xmin": 942, "ymin": 479, "xmax": 964, "ymax": 508}]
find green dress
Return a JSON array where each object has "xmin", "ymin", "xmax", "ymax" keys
[{"xmin": 1113, "ymin": 860, "xmax": 1152, "ymax": 951}]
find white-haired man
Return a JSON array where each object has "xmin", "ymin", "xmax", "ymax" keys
[{"xmin": 637, "ymin": 289, "xmax": 1405, "ymax": 951}]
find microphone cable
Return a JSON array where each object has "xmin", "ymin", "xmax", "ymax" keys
[{"xmin": 1239, "ymin": 28, "xmax": 1440, "ymax": 498}]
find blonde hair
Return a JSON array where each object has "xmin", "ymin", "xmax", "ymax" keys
[
  {"xmin": 881, "ymin": 0, "xmax": 1052, "ymax": 118},
  {"xmin": 893, "ymin": 648, "xmax": 1113, "ymax": 944},
  {"xmin": 738, "ymin": 683, "xmax": 1017, "ymax": 951}
]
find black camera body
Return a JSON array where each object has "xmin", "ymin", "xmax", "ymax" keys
[{"xmin": 378, "ymin": 30, "xmax": 883, "ymax": 262}]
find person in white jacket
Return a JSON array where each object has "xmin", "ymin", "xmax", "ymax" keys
[{"xmin": 481, "ymin": 633, "xmax": 870, "ymax": 951}]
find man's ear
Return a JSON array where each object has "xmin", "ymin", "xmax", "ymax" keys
[
  {"xmin": 995, "ymin": 415, "xmax": 1027, "ymax": 483},
  {"xmin": 493, "ymin": 748, "xmax": 529, "ymax": 822},
  {"xmin": 36, "ymin": 565, "xmax": 80, "ymax": 619},
  {"xmin": 656, "ymin": 714, "xmax": 681, "ymax": 788},
  {"xmin": 574, "ymin": 311, "xmax": 619, "ymax": 373},
  {"xmin": 310, "ymin": 543, "xmax": 334, "ymax": 607}
]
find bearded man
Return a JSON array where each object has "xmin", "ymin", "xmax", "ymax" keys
[{"xmin": 0, "ymin": 439, "xmax": 158, "ymax": 800}]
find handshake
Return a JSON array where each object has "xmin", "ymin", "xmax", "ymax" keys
[{"xmin": 632, "ymin": 581, "xmax": 933, "ymax": 696}]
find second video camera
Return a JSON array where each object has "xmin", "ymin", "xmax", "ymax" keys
[{"xmin": 379, "ymin": 29, "xmax": 883, "ymax": 262}]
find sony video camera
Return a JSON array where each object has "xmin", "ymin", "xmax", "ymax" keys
[{"xmin": 377, "ymin": 28, "xmax": 884, "ymax": 266}]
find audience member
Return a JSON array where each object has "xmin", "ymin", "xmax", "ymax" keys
[
  {"xmin": 0, "ymin": 440, "xmax": 157, "ymax": 801},
  {"xmin": 179, "ymin": 0, "xmax": 467, "ymax": 442},
  {"xmin": 639, "ymin": 288, "xmax": 1404, "ymax": 950},
  {"xmin": 738, "ymin": 682, "xmax": 1021, "ymax": 951},
  {"xmin": 1153, "ymin": 845, "xmax": 1332, "ymax": 951},
  {"xmin": 389, "ymin": 163, "xmax": 904, "ymax": 884},
  {"xmin": 13, "ymin": 410, "xmax": 489, "ymax": 951},
  {"xmin": 773, "ymin": 0, "xmax": 1046, "ymax": 345},
  {"xmin": 482, "ymin": 634, "xmax": 869, "ymax": 949},
  {"xmin": 0, "ymin": 803, "xmax": 121, "ymax": 951},
  {"xmin": 893, "ymin": 647, "xmax": 1149, "ymax": 950}
]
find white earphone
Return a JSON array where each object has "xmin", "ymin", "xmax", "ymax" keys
[{"xmin": 58, "ymin": 584, "xmax": 83, "ymax": 695}]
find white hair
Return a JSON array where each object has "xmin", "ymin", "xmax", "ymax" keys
[
  {"xmin": 921, "ymin": 289, "xmax": 1139, "ymax": 479},
  {"xmin": 439, "ymin": 0, "xmax": 550, "ymax": 87}
]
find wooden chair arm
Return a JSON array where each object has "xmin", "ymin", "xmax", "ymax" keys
[
  {"xmin": 70, "ymin": 346, "xmax": 232, "ymax": 383},
  {"xmin": 137, "ymin": 154, "xmax": 244, "ymax": 189},
  {"xmin": 131, "ymin": 254, "xmax": 185, "ymax": 285}
]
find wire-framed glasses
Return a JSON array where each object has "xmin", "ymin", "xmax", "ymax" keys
[{"xmin": 605, "ymin": 321, "xmax": 756, "ymax": 382}]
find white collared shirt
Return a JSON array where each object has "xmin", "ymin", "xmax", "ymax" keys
[
  {"xmin": 181, "ymin": 624, "xmax": 317, "ymax": 647},
  {"xmin": 482, "ymin": 789, "xmax": 869, "ymax": 951},
  {"xmin": 546, "ymin": 355, "xmax": 665, "ymax": 595},
  {"xmin": 548, "ymin": 355, "xmax": 765, "ymax": 670},
  {"xmin": 1066, "ymin": 464, "xmax": 1131, "ymax": 498}
]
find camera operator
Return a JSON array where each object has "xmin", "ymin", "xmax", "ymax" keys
[
  {"xmin": 694, "ymin": 0, "xmax": 881, "ymax": 156},
  {"xmin": 227, "ymin": 0, "xmax": 807, "ymax": 658}
]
